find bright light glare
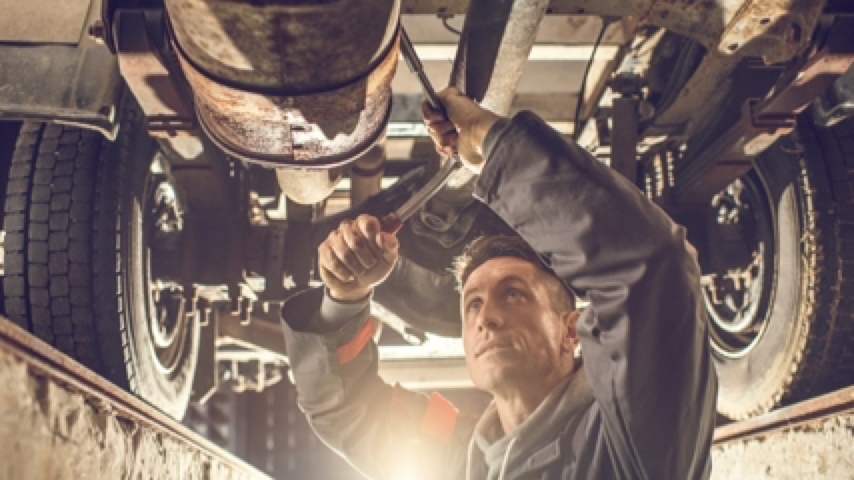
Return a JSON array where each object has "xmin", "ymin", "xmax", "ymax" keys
[{"xmin": 379, "ymin": 333, "xmax": 465, "ymax": 360}]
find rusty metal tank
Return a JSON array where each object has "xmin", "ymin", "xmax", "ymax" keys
[{"xmin": 165, "ymin": 0, "xmax": 400, "ymax": 173}]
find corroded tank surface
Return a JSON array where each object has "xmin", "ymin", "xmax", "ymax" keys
[{"xmin": 166, "ymin": 0, "xmax": 400, "ymax": 168}]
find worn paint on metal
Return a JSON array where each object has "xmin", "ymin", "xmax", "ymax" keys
[
  {"xmin": 644, "ymin": 51, "xmax": 742, "ymax": 139},
  {"xmin": 165, "ymin": 0, "xmax": 400, "ymax": 93},
  {"xmin": 673, "ymin": 19, "xmax": 854, "ymax": 202},
  {"xmin": 404, "ymin": 0, "xmax": 822, "ymax": 65},
  {"xmin": 178, "ymin": 31, "xmax": 400, "ymax": 167},
  {"xmin": 720, "ymin": 0, "xmax": 826, "ymax": 64},
  {"xmin": 115, "ymin": 10, "xmax": 195, "ymax": 138},
  {"xmin": 714, "ymin": 385, "xmax": 854, "ymax": 444}
]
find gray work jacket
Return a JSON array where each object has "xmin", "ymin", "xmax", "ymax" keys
[{"xmin": 281, "ymin": 111, "xmax": 717, "ymax": 479}]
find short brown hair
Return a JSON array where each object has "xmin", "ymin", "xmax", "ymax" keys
[{"xmin": 453, "ymin": 235, "xmax": 576, "ymax": 313}]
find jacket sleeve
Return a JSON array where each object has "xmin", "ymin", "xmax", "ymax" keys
[
  {"xmin": 280, "ymin": 288, "xmax": 473, "ymax": 480},
  {"xmin": 475, "ymin": 112, "xmax": 717, "ymax": 479}
]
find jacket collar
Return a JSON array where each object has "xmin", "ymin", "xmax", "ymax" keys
[{"xmin": 469, "ymin": 366, "xmax": 595, "ymax": 478}]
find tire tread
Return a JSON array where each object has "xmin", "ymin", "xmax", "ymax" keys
[
  {"xmin": 3, "ymin": 122, "xmax": 103, "ymax": 372},
  {"xmin": 784, "ymin": 116, "xmax": 854, "ymax": 404}
]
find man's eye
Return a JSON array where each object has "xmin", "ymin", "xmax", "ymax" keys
[
  {"xmin": 506, "ymin": 288, "xmax": 524, "ymax": 301},
  {"xmin": 466, "ymin": 299, "xmax": 482, "ymax": 314}
]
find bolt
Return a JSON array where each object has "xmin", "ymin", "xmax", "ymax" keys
[
  {"xmin": 705, "ymin": 274, "xmax": 724, "ymax": 305},
  {"xmin": 197, "ymin": 309, "xmax": 209, "ymax": 326},
  {"xmin": 183, "ymin": 285, "xmax": 197, "ymax": 321},
  {"xmin": 88, "ymin": 20, "xmax": 105, "ymax": 42},
  {"xmin": 239, "ymin": 297, "xmax": 253, "ymax": 325},
  {"xmin": 196, "ymin": 298, "xmax": 211, "ymax": 327},
  {"xmin": 184, "ymin": 285, "xmax": 197, "ymax": 304},
  {"xmin": 230, "ymin": 296, "xmax": 241, "ymax": 315},
  {"xmin": 786, "ymin": 23, "xmax": 802, "ymax": 44}
]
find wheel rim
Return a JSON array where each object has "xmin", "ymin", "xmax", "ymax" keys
[
  {"xmin": 142, "ymin": 174, "xmax": 190, "ymax": 375},
  {"xmin": 703, "ymin": 175, "xmax": 776, "ymax": 358}
]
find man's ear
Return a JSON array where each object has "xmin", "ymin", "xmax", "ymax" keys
[{"xmin": 560, "ymin": 310, "xmax": 581, "ymax": 355}]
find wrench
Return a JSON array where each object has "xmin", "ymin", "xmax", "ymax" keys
[{"xmin": 380, "ymin": 27, "xmax": 464, "ymax": 233}]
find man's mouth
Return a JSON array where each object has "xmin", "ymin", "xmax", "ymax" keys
[{"xmin": 475, "ymin": 341, "xmax": 512, "ymax": 358}]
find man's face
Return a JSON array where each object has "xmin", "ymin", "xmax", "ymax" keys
[{"xmin": 461, "ymin": 257, "xmax": 577, "ymax": 395}]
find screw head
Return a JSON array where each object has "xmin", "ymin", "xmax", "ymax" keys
[{"xmin": 88, "ymin": 20, "xmax": 105, "ymax": 42}]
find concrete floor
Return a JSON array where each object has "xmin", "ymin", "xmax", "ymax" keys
[{"xmin": 711, "ymin": 413, "xmax": 854, "ymax": 479}]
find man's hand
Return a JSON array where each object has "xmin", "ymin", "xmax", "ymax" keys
[
  {"xmin": 318, "ymin": 214, "xmax": 399, "ymax": 302},
  {"xmin": 422, "ymin": 87, "xmax": 502, "ymax": 174}
]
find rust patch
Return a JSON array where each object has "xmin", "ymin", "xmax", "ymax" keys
[
  {"xmin": 164, "ymin": 0, "xmax": 399, "ymax": 92},
  {"xmin": 179, "ymin": 32, "xmax": 400, "ymax": 167},
  {"xmin": 718, "ymin": 0, "xmax": 824, "ymax": 63}
]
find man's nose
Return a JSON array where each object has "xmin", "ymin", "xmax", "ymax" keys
[{"xmin": 476, "ymin": 299, "xmax": 504, "ymax": 332}]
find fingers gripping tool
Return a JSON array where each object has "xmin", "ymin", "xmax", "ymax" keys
[{"xmin": 380, "ymin": 27, "xmax": 464, "ymax": 233}]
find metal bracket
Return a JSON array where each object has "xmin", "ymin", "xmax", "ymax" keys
[
  {"xmin": 610, "ymin": 72, "xmax": 644, "ymax": 183},
  {"xmin": 674, "ymin": 16, "xmax": 854, "ymax": 205},
  {"xmin": 114, "ymin": 9, "xmax": 195, "ymax": 138},
  {"xmin": 190, "ymin": 304, "xmax": 219, "ymax": 404},
  {"xmin": 811, "ymin": 61, "xmax": 854, "ymax": 128}
]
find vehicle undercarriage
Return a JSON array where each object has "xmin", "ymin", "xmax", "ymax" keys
[{"xmin": 1, "ymin": 0, "xmax": 854, "ymax": 427}]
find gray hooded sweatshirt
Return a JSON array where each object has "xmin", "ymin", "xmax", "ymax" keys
[
  {"xmin": 281, "ymin": 111, "xmax": 718, "ymax": 479},
  {"xmin": 467, "ymin": 366, "xmax": 595, "ymax": 479}
]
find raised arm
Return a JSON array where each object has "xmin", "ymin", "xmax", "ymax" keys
[
  {"xmin": 280, "ymin": 216, "xmax": 472, "ymax": 479},
  {"xmin": 426, "ymin": 89, "xmax": 717, "ymax": 479}
]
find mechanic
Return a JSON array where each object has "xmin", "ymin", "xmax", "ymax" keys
[{"xmin": 280, "ymin": 87, "xmax": 718, "ymax": 479}]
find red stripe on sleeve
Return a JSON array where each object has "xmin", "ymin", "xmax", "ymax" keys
[
  {"xmin": 337, "ymin": 319, "xmax": 376, "ymax": 365},
  {"xmin": 420, "ymin": 392, "xmax": 459, "ymax": 442}
]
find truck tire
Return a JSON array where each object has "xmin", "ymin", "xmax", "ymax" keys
[
  {"xmin": 3, "ymin": 103, "xmax": 199, "ymax": 419},
  {"xmin": 710, "ymin": 116, "xmax": 854, "ymax": 419}
]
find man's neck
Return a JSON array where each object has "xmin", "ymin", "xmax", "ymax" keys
[{"xmin": 492, "ymin": 374, "xmax": 567, "ymax": 436}]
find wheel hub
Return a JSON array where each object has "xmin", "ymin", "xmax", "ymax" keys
[
  {"xmin": 702, "ymin": 177, "xmax": 775, "ymax": 357},
  {"xmin": 144, "ymin": 176, "xmax": 190, "ymax": 374}
]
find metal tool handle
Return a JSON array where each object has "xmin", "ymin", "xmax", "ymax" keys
[
  {"xmin": 381, "ymin": 157, "xmax": 463, "ymax": 234},
  {"xmin": 400, "ymin": 27, "xmax": 447, "ymax": 117},
  {"xmin": 380, "ymin": 212, "xmax": 403, "ymax": 234},
  {"xmin": 380, "ymin": 26, "xmax": 464, "ymax": 235}
]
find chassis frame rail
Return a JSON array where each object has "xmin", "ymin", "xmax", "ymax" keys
[
  {"xmin": 714, "ymin": 385, "xmax": 854, "ymax": 445},
  {"xmin": 712, "ymin": 385, "xmax": 854, "ymax": 478},
  {"xmin": 0, "ymin": 317, "xmax": 270, "ymax": 480}
]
